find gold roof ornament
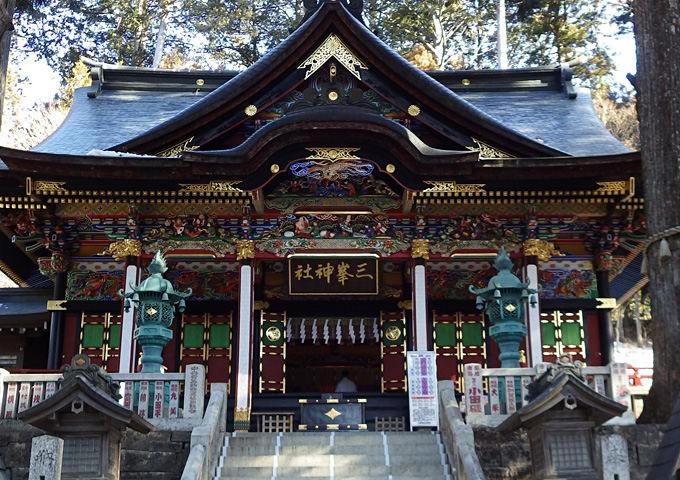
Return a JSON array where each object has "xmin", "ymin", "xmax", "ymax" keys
[
  {"xmin": 298, "ymin": 33, "xmax": 368, "ymax": 80},
  {"xmin": 236, "ymin": 239, "xmax": 256, "ymax": 260},
  {"xmin": 156, "ymin": 137, "xmax": 200, "ymax": 157},
  {"xmin": 411, "ymin": 239, "xmax": 430, "ymax": 259},
  {"xmin": 178, "ymin": 181, "xmax": 243, "ymax": 193},
  {"xmin": 422, "ymin": 181, "xmax": 486, "ymax": 194},
  {"xmin": 100, "ymin": 239, "xmax": 142, "ymax": 261},
  {"xmin": 305, "ymin": 147, "xmax": 361, "ymax": 161},
  {"xmin": 522, "ymin": 239, "xmax": 564, "ymax": 262},
  {"xmin": 466, "ymin": 138, "xmax": 516, "ymax": 159}
]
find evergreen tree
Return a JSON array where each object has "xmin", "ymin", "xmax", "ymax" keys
[
  {"xmin": 188, "ymin": 0, "xmax": 304, "ymax": 68},
  {"xmin": 506, "ymin": 0, "xmax": 614, "ymax": 89}
]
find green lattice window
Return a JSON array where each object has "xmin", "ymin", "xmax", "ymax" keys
[
  {"xmin": 109, "ymin": 324, "xmax": 121, "ymax": 348},
  {"xmin": 542, "ymin": 322, "xmax": 557, "ymax": 346},
  {"xmin": 210, "ymin": 324, "xmax": 230, "ymax": 348},
  {"xmin": 435, "ymin": 324, "xmax": 457, "ymax": 347},
  {"xmin": 183, "ymin": 324, "xmax": 204, "ymax": 348},
  {"xmin": 461, "ymin": 323, "xmax": 484, "ymax": 347},
  {"xmin": 561, "ymin": 322, "xmax": 582, "ymax": 346},
  {"xmin": 82, "ymin": 324, "xmax": 104, "ymax": 348}
]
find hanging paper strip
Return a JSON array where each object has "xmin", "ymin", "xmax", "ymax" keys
[
  {"xmin": 380, "ymin": 311, "xmax": 407, "ymax": 392},
  {"xmin": 285, "ymin": 317, "xmax": 380, "ymax": 344},
  {"xmin": 260, "ymin": 311, "xmax": 287, "ymax": 393}
]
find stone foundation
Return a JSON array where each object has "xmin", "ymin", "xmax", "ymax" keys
[
  {"xmin": 0, "ymin": 420, "xmax": 191, "ymax": 480},
  {"xmin": 0, "ymin": 420, "xmax": 44, "ymax": 480},
  {"xmin": 120, "ymin": 430, "xmax": 191, "ymax": 480},
  {"xmin": 473, "ymin": 426, "xmax": 532, "ymax": 480},
  {"xmin": 595, "ymin": 424, "xmax": 664, "ymax": 480},
  {"xmin": 473, "ymin": 423, "xmax": 664, "ymax": 480}
]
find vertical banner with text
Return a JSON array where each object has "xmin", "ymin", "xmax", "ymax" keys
[{"xmin": 407, "ymin": 351, "xmax": 439, "ymax": 430}]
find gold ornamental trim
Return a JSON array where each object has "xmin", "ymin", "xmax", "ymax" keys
[
  {"xmin": 407, "ymin": 105, "xmax": 421, "ymax": 116},
  {"xmin": 156, "ymin": 137, "xmax": 200, "ymax": 157},
  {"xmin": 101, "ymin": 239, "xmax": 142, "ymax": 261},
  {"xmin": 178, "ymin": 181, "xmax": 243, "ymax": 193},
  {"xmin": 385, "ymin": 325, "xmax": 401, "ymax": 341},
  {"xmin": 522, "ymin": 239, "xmax": 564, "ymax": 262},
  {"xmin": 411, "ymin": 239, "xmax": 430, "ymax": 259},
  {"xmin": 466, "ymin": 138, "xmax": 516, "ymax": 159},
  {"xmin": 596, "ymin": 298, "xmax": 617, "ymax": 309},
  {"xmin": 34, "ymin": 181, "xmax": 67, "ymax": 193},
  {"xmin": 325, "ymin": 408, "xmax": 342, "ymax": 421},
  {"xmin": 234, "ymin": 407, "xmax": 251, "ymax": 422},
  {"xmin": 596, "ymin": 179, "xmax": 633, "ymax": 195},
  {"xmin": 298, "ymin": 33, "xmax": 368, "ymax": 80},
  {"xmin": 254, "ymin": 300, "xmax": 270, "ymax": 310},
  {"xmin": 422, "ymin": 181, "xmax": 486, "ymax": 194},
  {"xmin": 305, "ymin": 147, "xmax": 361, "ymax": 162},
  {"xmin": 397, "ymin": 300, "xmax": 412, "ymax": 310},
  {"xmin": 266, "ymin": 326, "xmax": 282, "ymax": 342},
  {"xmin": 236, "ymin": 240, "xmax": 256, "ymax": 260},
  {"xmin": 47, "ymin": 300, "xmax": 67, "ymax": 311}
]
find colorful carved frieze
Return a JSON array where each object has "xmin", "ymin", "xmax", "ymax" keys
[
  {"xmin": 1, "ymin": 210, "xmax": 81, "ymax": 254},
  {"xmin": 538, "ymin": 260, "xmax": 598, "ymax": 299},
  {"xmin": 158, "ymin": 270, "xmax": 240, "ymax": 301},
  {"xmin": 66, "ymin": 270, "xmax": 124, "ymax": 301}
]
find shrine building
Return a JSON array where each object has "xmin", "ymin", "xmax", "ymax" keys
[{"xmin": 0, "ymin": 0, "xmax": 645, "ymax": 428}]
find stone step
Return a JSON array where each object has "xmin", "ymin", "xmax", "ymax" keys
[
  {"xmin": 221, "ymin": 444, "xmax": 444, "ymax": 460},
  {"xmin": 215, "ymin": 432, "xmax": 451, "ymax": 480},
  {"xmin": 219, "ymin": 477, "xmax": 451, "ymax": 480}
]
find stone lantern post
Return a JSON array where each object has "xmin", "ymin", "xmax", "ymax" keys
[
  {"xmin": 119, "ymin": 251, "xmax": 191, "ymax": 373},
  {"xmin": 469, "ymin": 247, "xmax": 538, "ymax": 368}
]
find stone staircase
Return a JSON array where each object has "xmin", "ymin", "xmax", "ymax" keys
[{"xmin": 214, "ymin": 431, "xmax": 453, "ymax": 480}]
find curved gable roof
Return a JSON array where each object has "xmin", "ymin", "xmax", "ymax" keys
[{"xmin": 111, "ymin": 1, "xmax": 567, "ymax": 158}]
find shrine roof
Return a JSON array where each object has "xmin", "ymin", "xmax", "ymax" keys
[
  {"xmin": 29, "ymin": 1, "xmax": 631, "ymax": 159},
  {"xmin": 457, "ymin": 88, "xmax": 630, "ymax": 156},
  {"xmin": 32, "ymin": 70, "xmax": 627, "ymax": 157},
  {"xmin": 33, "ymin": 88, "xmax": 211, "ymax": 155}
]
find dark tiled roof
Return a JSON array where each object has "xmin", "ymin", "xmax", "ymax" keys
[
  {"xmin": 458, "ymin": 88, "xmax": 631, "ymax": 156},
  {"xmin": 29, "ymin": 2, "xmax": 631, "ymax": 158},
  {"xmin": 32, "ymin": 89, "xmax": 209, "ymax": 155},
  {"xmin": 610, "ymin": 253, "xmax": 645, "ymax": 302},
  {"xmin": 33, "ymin": 79, "xmax": 629, "ymax": 157}
]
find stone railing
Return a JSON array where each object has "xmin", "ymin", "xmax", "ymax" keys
[
  {"xmin": 180, "ymin": 383, "xmax": 227, "ymax": 480},
  {"xmin": 462, "ymin": 362, "xmax": 636, "ymax": 425},
  {"xmin": 438, "ymin": 380, "xmax": 485, "ymax": 480},
  {"xmin": 0, "ymin": 365, "xmax": 207, "ymax": 426}
]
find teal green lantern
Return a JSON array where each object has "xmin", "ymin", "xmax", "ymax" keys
[
  {"xmin": 469, "ymin": 247, "xmax": 537, "ymax": 368},
  {"xmin": 119, "ymin": 251, "xmax": 192, "ymax": 373}
]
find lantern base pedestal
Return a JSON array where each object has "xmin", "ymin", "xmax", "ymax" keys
[{"xmin": 135, "ymin": 325, "xmax": 173, "ymax": 373}]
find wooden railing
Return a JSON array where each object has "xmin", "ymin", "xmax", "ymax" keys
[
  {"xmin": 0, "ymin": 364, "xmax": 206, "ymax": 422},
  {"xmin": 462, "ymin": 362, "xmax": 635, "ymax": 424}
]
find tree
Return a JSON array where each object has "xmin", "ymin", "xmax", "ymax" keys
[
  {"xmin": 0, "ymin": 0, "xmax": 47, "ymax": 131},
  {"xmin": 592, "ymin": 90, "xmax": 640, "ymax": 150},
  {"xmin": 634, "ymin": 0, "xmax": 680, "ymax": 423},
  {"xmin": 188, "ymin": 0, "xmax": 304, "ymax": 68},
  {"xmin": 14, "ymin": 0, "xmax": 190, "ymax": 79},
  {"xmin": 366, "ymin": 0, "xmax": 495, "ymax": 69},
  {"xmin": 507, "ymin": 0, "xmax": 614, "ymax": 89}
]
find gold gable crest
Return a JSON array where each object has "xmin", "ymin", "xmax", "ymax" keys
[{"xmin": 298, "ymin": 33, "xmax": 368, "ymax": 80}]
